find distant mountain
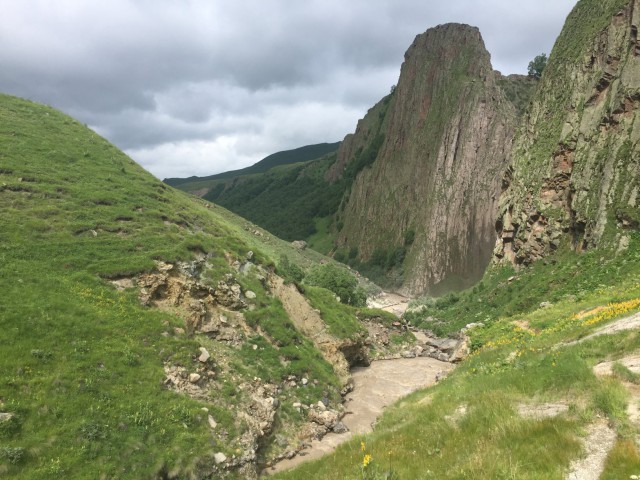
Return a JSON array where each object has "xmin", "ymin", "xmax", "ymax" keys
[{"xmin": 164, "ymin": 141, "xmax": 340, "ymax": 188}]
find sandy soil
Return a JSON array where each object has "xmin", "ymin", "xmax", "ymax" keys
[{"xmin": 367, "ymin": 292, "xmax": 411, "ymax": 316}]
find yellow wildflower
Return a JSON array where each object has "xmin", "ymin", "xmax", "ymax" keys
[
  {"xmin": 363, "ymin": 454, "xmax": 372, "ymax": 467},
  {"xmin": 361, "ymin": 441, "xmax": 366, "ymax": 452}
]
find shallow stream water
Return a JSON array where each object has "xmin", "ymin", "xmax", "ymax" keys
[{"xmin": 264, "ymin": 356, "xmax": 453, "ymax": 475}]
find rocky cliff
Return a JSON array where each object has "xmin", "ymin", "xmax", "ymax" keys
[
  {"xmin": 333, "ymin": 23, "xmax": 518, "ymax": 295},
  {"xmin": 494, "ymin": 0, "xmax": 640, "ymax": 264}
]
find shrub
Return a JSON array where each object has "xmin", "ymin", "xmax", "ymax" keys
[
  {"xmin": 278, "ymin": 255, "xmax": 305, "ymax": 283},
  {"xmin": 305, "ymin": 264, "xmax": 366, "ymax": 307},
  {"xmin": 0, "ymin": 415, "xmax": 20, "ymax": 438},
  {"xmin": 0, "ymin": 446, "xmax": 25, "ymax": 465}
]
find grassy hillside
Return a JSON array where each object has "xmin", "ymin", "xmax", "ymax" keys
[
  {"xmin": 0, "ymin": 94, "xmax": 365, "ymax": 479},
  {"xmin": 164, "ymin": 142, "xmax": 340, "ymax": 189}
]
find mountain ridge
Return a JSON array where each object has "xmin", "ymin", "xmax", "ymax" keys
[{"xmin": 164, "ymin": 141, "xmax": 340, "ymax": 189}]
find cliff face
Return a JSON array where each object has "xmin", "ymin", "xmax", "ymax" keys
[
  {"xmin": 494, "ymin": 0, "xmax": 640, "ymax": 265},
  {"xmin": 334, "ymin": 23, "xmax": 517, "ymax": 295}
]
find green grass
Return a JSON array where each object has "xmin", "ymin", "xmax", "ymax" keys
[
  {"xmin": 304, "ymin": 286, "xmax": 367, "ymax": 339},
  {"xmin": 0, "ymin": 94, "xmax": 347, "ymax": 478},
  {"xmin": 612, "ymin": 362, "xmax": 640, "ymax": 384},
  {"xmin": 601, "ymin": 440, "xmax": 640, "ymax": 479},
  {"xmin": 306, "ymin": 216, "xmax": 335, "ymax": 255},
  {"xmin": 406, "ymin": 237, "xmax": 640, "ymax": 336}
]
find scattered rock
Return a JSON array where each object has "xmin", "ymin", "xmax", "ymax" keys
[
  {"xmin": 316, "ymin": 401, "xmax": 326, "ymax": 411},
  {"xmin": 291, "ymin": 240, "xmax": 307, "ymax": 250},
  {"xmin": 198, "ymin": 347, "xmax": 211, "ymax": 363},
  {"xmin": 214, "ymin": 452, "xmax": 227, "ymax": 464},
  {"xmin": 461, "ymin": 322, "xmax": 484, "ymax": 333},
  {"xmin": 425, "ymin": 337, "xmax": 459, "ymax": 354},
  {"xmin": 215, "ymin": 275, "xmax": 247, "ymax": 309},
  {"xmin": 448, "ymin": 335, "xmax": 470, "ymax": 363},
  {"xmin": 309, "ymin": 409, "xmax": 339, "ymax": 429},
  {"xmin": 245, "ymin": 290, "xmax": 257, "ymax": 300},
  {"xmin": 539, "ymin": 301, "xmax": 553, "ymax": 308},
  {"xmin": 189, "ymin": 373, "xmax": 201, "ymax": 383},
  {"xmin": 208, "ymin": 415, "xmax": 217, "ymax": 429},
  {"xmin": 110, "ymin": 277, "xmax": 135, "ymax": 291},
  {"xmin": 0, "ymin": 412, "xmax": 14, "ymax": 422},
  {"xmin": 246, "ymin": 251, "xmax": 254, "ymax": 261}
]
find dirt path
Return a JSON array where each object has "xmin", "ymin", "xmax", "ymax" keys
[
  {"xmin": 566, "ymin": 313, "xmax": 640, "ymax": 480},
  {"xmin": 566, "ymin": 420, "xmax": 617, "ymax": 480},
  {"xmin": 566, "ymin": 311, "xmax": 640, "ymax": 346},
  {"xmin": 264, "ymin": 357, "xmax": 452, "ymax": 475}
]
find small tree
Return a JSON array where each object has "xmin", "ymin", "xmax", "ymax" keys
[{"xmin": 527, "ymin": 53, "xmax": 548, "ymax": 79}]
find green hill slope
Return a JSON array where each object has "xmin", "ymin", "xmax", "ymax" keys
[
  {"xmin": 164, "ymin": 142, "xmax": 340, "ymax": 189},
  {"xmin": 0, "ymin": 94, "xmax": 368, "ymax": 479}
]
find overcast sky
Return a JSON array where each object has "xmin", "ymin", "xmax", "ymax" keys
[{"xmin": 0, "ymin": 0, "xmax": 577, "ymax": 180}]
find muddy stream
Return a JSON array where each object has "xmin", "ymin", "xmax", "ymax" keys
[{"xmin": 264, "ymin": 293, "xmax": 454, "ymax": 476}]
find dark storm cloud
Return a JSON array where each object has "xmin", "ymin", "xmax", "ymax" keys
[{"xmin": 0, "ymin": 0, "xmax": 577, "ymax": 178}]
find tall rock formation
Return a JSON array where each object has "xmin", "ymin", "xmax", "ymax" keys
[
  {"xmin": 494, "ymin": 0, "xmax": 640, "ymax": 265},
  {"xmin": 332, "ymin": 24, "xmax": 518, "ymax": 295}
]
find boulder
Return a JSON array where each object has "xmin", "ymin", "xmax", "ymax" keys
[
  {"xmin": 309, "ymin": 409, "xmax": 339, "ymax": 429},
  {"xmin": 449, "ymin": 335, "xmax": 470, "ymax": 363},
  {"xmin": 333, "ymin": 421, "xmax": 349, "ymax": 434}
]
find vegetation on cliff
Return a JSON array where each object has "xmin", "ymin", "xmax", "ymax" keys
[
  {"xmin": 332, "ymin": 24, "xmax": 517, "ymax": 295},
  {"xmin": 494, "ymin": 0, "xmax": 639, "ymax": 265}
]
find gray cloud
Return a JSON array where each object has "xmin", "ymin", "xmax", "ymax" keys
[{"xmin": 0, "ymin": 0, "xmax": 577, "ymax": 179}]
